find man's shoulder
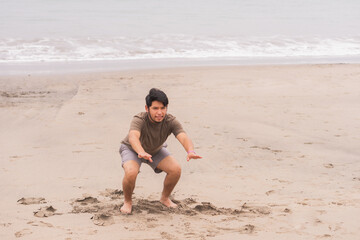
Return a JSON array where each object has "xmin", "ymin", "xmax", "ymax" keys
[
  {"xmin": 130, "ymin": 112, "xmax": 147, "ymax": 126},
  {"xmin": 165, "ymin": 114, "xmax": 185, "ymax": 135},
  {"xmin": 165, "ymin": 113, "xmax": 176, "ymax": 121},
  {"xmin": 164, "ymin": 114, "xmax": 182, "ymax": 125}
]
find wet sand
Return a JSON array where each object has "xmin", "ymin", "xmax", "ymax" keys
[{"xmin": 1, "ymin": 64, "xmax": 360, "ymax": 239}]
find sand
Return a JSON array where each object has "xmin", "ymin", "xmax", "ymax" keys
[{"xmin": 0, "ymin": 64, "xmax": 359, "ymax": 239}]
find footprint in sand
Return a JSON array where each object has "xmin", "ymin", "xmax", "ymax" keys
[
  {"xmin": 160, "ymin": 232, "xmax": 176, "ymax": 240},
  {"xmin": 192, "ymin": 201, "xmax": 252, "ymax": 216},
  {"xmin": 236, "ymin": 137, "xmax": 248, "ymax": 141},
  {"xmin": 91, "ymin": 213, "xmax": 115, "ymax": 226},
  {"xmin": 34, "ymin": 206, "xmax": 60, "ymax": 218},
  {"xmin": 265, "ymin": 190, "xmax": 275, "ymax": 196},
  {"xmin": 17, "ymin": 197, "xmax": 46, "ymax": 205},
  {"xmin": 27, "ymin": 220, "xmax": 54, "ymax": 228},
  {"xmin": 132, "ymin": 199, "xmax": 170, "ymax": 214},
  {"xmin": 75, "ymin": 196, "xmax": 100, "ymax": 205},
  {"xmin": 193, "ymin": 202, "xmax": 219, "ymax": 215},
  {"xmin": 323, "ymin": 163, "xmax": 334, "ymax": 168},
  {"xmin": 239, "ymin": 224, "xmax": 255, "ymax": 234},
  {"xmin": 71, "ymin": 195, "xmax": 121, "ymax": 220},
  {"xmin": 71, "ymin": 197, "xmax": 102, "ymax": 214},
  {"xmin": 284, "ymin": 208, "xmax": 292, "ymax": 213},
  {"xmin": 250, "ymin": 146, "xmax": 281, "ymax": 153},
  {"xmin": 319, "ymin": 234, "xmax": 332, "ymax": 238},
  {"xmin": 14, "ymin": 229, "xmax": 32, "ymax": 238},
  {"xmin": 1, "ymin": 223, "xmax": 12, "ymax": 227}
]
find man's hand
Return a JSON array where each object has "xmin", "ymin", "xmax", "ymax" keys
[
  {"xmin": 187, "ymin": 151, "xmax": 202, "ymax": 162},
  {"xmin": 138, "ymin": 152, "xmax": 153, "ymax": 162}
]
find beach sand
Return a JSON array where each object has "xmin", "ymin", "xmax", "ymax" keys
[{"xmin": 0, "ymin": 64, "xmax": 359, "ymax": 239}]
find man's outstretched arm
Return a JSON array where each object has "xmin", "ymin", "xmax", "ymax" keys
[
  {"xmin": 176, "ymin": 132, "xmax": 202, "ymax": 161},
  {"xmin": 128, "ymin": 130, "xmax": 153, "ymax": 162}
]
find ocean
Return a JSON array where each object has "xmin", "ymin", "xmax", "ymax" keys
[{"xmin": 1, "ymin": 0, "xmax": 360, "ymax": 69}]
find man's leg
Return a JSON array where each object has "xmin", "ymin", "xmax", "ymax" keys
[
  {"xmin": 156, "ymin": 155, "xmax": 181, "ymax": 208},
  {"xmin": 120, "ymin": 160, "xmax": 140, "ymax": 214}
]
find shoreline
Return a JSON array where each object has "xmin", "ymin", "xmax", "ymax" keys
[{"xmin": 2, "ymin": 56, "xmax": 360, "ymax": 76}]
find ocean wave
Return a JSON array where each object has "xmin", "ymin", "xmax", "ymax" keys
[{"xmin": 1, "ymin": 35, "xmax": 360, "ymax": 63}]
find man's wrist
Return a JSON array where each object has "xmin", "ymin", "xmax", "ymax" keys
[
  {"xmin": 137, "ymin": 151, "xmax": 146, "ymax": 155},
  {"xmin": 187, "ymin": 150, "xmax": 196, "ymax": 154}
]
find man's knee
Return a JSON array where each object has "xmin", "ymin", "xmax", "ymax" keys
[
  {"xmin": 125, "ymin": 168, "xmax": 138, "ymax": 180},
  {"xmin": 169, "ymin": 163, "xmax": 181, "ymax": 177},
  {"xmin": 123, "ymin": 161, "xmax": 140, "ymax": 181}
]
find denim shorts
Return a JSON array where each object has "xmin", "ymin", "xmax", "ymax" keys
[{"xmin": 119, "ymin": 144, "xmax": 170, "ymax": 173}]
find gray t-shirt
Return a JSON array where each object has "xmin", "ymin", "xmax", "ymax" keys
[{"xmin": 122, "ymin": 112, "xmax": 185, "ymax": 155}]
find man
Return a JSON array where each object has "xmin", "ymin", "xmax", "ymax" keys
[{"xmin": 119, "ymin": 88, "xmax": 202, "ymax": 214}]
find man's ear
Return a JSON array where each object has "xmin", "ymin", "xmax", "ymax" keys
[{"xmin": 145, "ymin": 105, "xmax": 149, "ymax": 112}]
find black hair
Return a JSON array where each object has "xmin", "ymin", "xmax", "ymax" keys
[{"xmin": 145, "ymin": 88, "xmax": 169, "ymax": 107}]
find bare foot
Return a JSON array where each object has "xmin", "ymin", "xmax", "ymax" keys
[
  {"xmin": 160, "ymin": 198, "xmax": 177, "ymax": 208},
  {"xmin": 120, "ymin": 201, "xmax": 132, "ymax": 214}
]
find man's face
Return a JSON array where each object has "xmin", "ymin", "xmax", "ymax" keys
[{"xmin": 146, "ymin": 100, "xmax": 167, "ymax": 123}]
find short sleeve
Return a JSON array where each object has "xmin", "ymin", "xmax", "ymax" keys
[
  {"xmin": 129, "ymin": 115, "xmax": 144, "ymax": 132},
  {"xmin": 171, "ymin": 118, "xmax": 185, "ymax": 137}
]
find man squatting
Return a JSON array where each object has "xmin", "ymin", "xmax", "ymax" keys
[{"xmin": 119, "ymin": 88, "xmax": 202, "ymax": 214}]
